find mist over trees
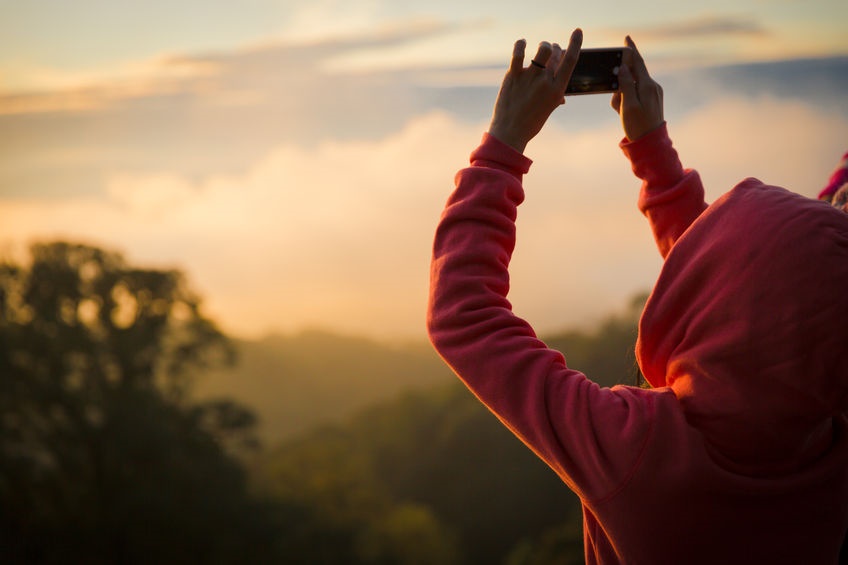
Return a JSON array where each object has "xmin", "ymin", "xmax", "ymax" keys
[
  {"xmin": 196, "ymin": 331, "xmax": 457, "ymax": 443},
  {"xmin": 1, "ymin": 241, "xmax": 646, "ymax": 564}
]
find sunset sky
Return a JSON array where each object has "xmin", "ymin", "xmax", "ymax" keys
[{"xmin": 1, "ymin": 1, "xmax": 847, "ymax": 341}]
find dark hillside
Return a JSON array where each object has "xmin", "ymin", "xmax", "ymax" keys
[
  {"xmin": 195, "ymin": 330, "xmax": 456, "ymax": 442},
  {"xmin": 252, "ymin": 295, "xmax": 647, "ymax": 563}
]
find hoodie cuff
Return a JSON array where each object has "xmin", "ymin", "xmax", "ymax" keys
[
  {"xmin": 620, "ymin": 123, "xmax": 685, "ymax": 188},
  {"xmin": 470, "ymin": 133, "xmax": 533, "ymax": 180}
]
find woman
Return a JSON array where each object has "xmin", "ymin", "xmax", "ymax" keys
[{"xmin": 427, "ymin": 28, "xmax": 848, "ymax": 564}]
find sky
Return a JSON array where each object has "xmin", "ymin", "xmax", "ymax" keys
[{"xmin": 1, "ymin": 1, "xmax": 847, "ymax": 341}]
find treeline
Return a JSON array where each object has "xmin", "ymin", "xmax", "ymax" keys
[
  {"xmin": 249, "ymin": 294, "xmax": 646, "ymax": 564},
  {"xmin": 193, "ymin": 298, "xmax": 647, "ymax": 446},
  {"xmin": 0, "ymin": 241, "xmax": 645, "ymax": 564},
  {"xmin": 253, "ymin": 383, "xmax": 584, "ymax": 564},
  {"xmin": 195, "ymin": 331, "xmax": 458, "ymax": 443}
]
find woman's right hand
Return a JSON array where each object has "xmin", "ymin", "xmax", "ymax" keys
[
  {"xmin": 488, "ymin": 28, "xmax": 583, "ymax": 153},
  {"xmin": 611, "ymin": 36, "xmax": 665, "ymax": 141}
]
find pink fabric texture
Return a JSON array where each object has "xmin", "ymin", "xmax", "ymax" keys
[
  {"xmin": 819, "ymin": 152, "xmax": 848, "ymax": 200},
  {"xmin": 428, "ymin": 126, "xmax": 848, "ymax": 563}
]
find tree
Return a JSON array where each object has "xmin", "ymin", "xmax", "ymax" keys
[
  {"xmin": 505, "ymin": 522, "xmax": 585, "ymax": 565},
  {"xmin": 0, "ymin": 241, "xmax": 274, "ymax": 564}
]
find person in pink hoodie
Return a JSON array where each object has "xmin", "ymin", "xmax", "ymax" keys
[{"xmin": 427, "ymin": 28, "xmax": 848, "ymax": 564}]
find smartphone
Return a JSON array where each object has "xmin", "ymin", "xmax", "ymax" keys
[{"xmin": 566, "ymin": 48, "xmax": 625, "ymax": 96}]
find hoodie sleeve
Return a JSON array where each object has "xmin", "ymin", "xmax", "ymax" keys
[
  {"xmin": 427, "ymin": 133, "xmax": 655, "ymax": 502},
  {"xmin": 620, "ymin": 123, "xmax": 707, "ymax": 258}
]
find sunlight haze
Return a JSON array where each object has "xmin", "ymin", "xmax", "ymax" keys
[{"xmin": 1, "ymin": 0, "xmax": 846, "ymax": 340}]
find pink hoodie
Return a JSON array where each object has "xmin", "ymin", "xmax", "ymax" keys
[{"xmin": 427, "ymin": 124, "xmax": 848, "ymax": 564}]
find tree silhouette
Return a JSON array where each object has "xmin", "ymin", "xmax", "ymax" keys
[{"xmin": 0, "ymin": 241, "xmax": 275, "ymax": 564}]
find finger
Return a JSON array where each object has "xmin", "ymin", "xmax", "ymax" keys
[
  {"xmin": 621, "ymin": 40, "xmax": 634, "ymax": 73},
  {"xmin": 555, "ymin": 28, "xmax": 583, "ymax": 88},
  {"xmin": 509, "ymin": 39, "xmax": 527, "ymax": 74},
  {"xmin": 625, "ymin": 35, "xmax": 652, "ymax": 84},
  {"xmin": 550, "ymin": 42, "xmax": 563, "ymax": 69},
  {"xmin": 549, "ymin": 43, "xmax": 564, "ymax": 101},
  {"xmin": 530, "ymin": 41, "xmax": 553, "ymax": 69}
]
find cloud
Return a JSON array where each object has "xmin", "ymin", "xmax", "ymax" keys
[
  {"xmin": 0, "ymin": 17, "xmax": 494, "ymax": 203},
  {"xmin": 295, "ymin": 16, "xmax": 487, "ymax": 52},
  {"xmin": 0, "ymin": 55, "xmax": 221, "ymax": 115},
  {"xmin": 2, "ymin": 25, "xmax": 843, "ymax": 207},
  {"xmin": 669, "ymin": 95, "xmax": 848, "ymax": 199},
  {"xmin": 106, "ymin": 173, "xmax": 199, "ymax": 219},
  {"xmin": 2, "ymin": 89, "xmax": 844, "ymax": 341},
  {"xmin": 0, "ymin": 16, "xmax": 475, "ymax": 116},
  {"xmin": 1, "ymin": 22, "xmax": 846, "ymax": 342},
  {"xmin": 0, "ymin": 20, "xmax": 474, "ymax": 203},
  {"xmin": 625, "ymin": 14, "xmax": 769, "ymax": 41},
  {"xmin": 0, "ymin": 112, "xmax": 481, "ymax": 339}
]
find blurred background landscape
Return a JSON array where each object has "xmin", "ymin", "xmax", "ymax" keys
[
  {"xmin": 1, "ymin": 240, "xmax": 644, "ymax": 563},
  {"xmin": 1, "ymin": 1, "xmax": 846, "ymax": 563}
]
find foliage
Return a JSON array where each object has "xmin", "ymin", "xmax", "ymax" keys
[
  {"xmin": 505, "ymin": 522, "xmax": 585, "ymax": 565},
  {"xmin": 0, "ymin": 239, "xmax": 649, "ymax": 564},
  {"xmin": 544, "ymin": 292, "xmax": 648, "ymax": 388},
  {"xmin": 257, "ymin": 382, "xmax": 583, "ymax": 564},
  {"xmin": 256, "ymin": 293, "xmax": 647, "ymax": 564},
  {"xmin": 0, "ymin": 242, "xmax": 274, "ymax": 563},
  {"xmin": 193, "ymin": 293, "xmax": 648, "ymax": 449}
]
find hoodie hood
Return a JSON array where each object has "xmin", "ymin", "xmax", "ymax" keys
[{"xmin": 637, "ymin": 180, "xmax": 848, "ymax": 472}]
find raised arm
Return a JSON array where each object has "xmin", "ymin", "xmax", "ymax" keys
[
  {"xmin": 427, "ymin": 30, "xmax": 656, "ymax": 501},
  {"xmin": 612, "ymin": 37, "xmax": 707, "ymax": 258}
]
